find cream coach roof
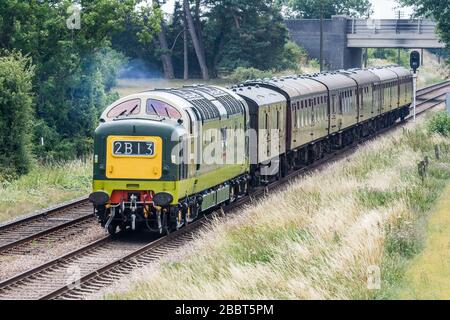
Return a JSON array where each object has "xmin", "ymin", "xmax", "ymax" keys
[
  {"xmin": 283, "ymin": 76, "xmax": 328, "ymax": 96},
  {"xmin": 304, "ymin": 72, "xmax": 357, "ymax": 91},
  {"xmin": 387, "ymin": 65, "xmax": 412, "ymax": 78},
  {"xmin": 368, "ymin": 67, "xmax": 398, "ymax": 82},
  {"xmin": 338, "ymin": 69, "xmax": 381, "ymax": 86}
]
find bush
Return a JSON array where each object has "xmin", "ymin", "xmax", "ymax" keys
[
  {"xmin": 279, "ymin": 41, "xmax": 306, "ymax": 71},
  {"xmin": 308, "ymin": 59, "xmax": 320, "ymax": 70},
  {"xmin": 0, "ymin": 51, "xmax": 35, "ymax": 176},
  {"xmin": 427, "ymin": 111, "xmax": 450, "ymax": 136},
  {"xmin": 367, "ymin": 48, "xmax": 409, "ymax": 67},
  {"xmin": 227, "ymin": 67, "xmax": 273, "ymax": 84},
  {"xmin": 32, "ymin": 48, "xmax": 125, "ymax": 161}
]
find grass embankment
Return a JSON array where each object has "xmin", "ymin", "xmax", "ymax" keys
[
  {"xmin": 0, "ymin": 159, "xmax": 92, "ymax": 223},
  {"xmin": 392, "ymin": 182, "xmax": 450, "ymax": 299},
  {"xmin": 105, "ymin": 110, "xmax": 450, "ymax": 300}
]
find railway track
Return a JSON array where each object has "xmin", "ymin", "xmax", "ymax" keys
[
  {"xmin": 0, "ymin": 79, "xmax": 448, "ymax": 300},
  {"xmin": 415, "ymin": 80, "xmax": 450, "ymax": 112},
  {"xmin": 0, "ymin": 198, "xmax": 92, "ymax": 254}
]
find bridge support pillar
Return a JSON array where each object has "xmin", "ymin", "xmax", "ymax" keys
[{"xmin": 286, "ymin": 16, "xmax": 362, "ymax": 70}]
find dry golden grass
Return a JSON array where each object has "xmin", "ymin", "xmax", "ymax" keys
[{"xmin": 102, "ymin": 109, "xmax": 450, "ymax": 300}]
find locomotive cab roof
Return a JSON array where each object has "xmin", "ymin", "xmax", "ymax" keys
[{"xmin": 100, "ymin": 85, "xmax": 248, "ymax": 126}]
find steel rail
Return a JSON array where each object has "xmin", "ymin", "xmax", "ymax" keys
[{"xmin": 0, "ymin": 198, "xmax": 92, "ymax": 254}]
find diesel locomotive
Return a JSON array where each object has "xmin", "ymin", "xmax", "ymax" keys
[{"xmin": 89, "ymin": 66, "xmax": 413, "ymax": 235}]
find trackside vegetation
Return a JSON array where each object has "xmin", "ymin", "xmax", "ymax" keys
[
  {"xmin": 0, "ymin": 52, "xmax": 34, "ymax": 177},
  {"xmin": 0, "ymin": 159, "xmax": 91, "ymax": 223},
  {"xmin": 103, "ymin": 110, "xmax": 450, "ymax": 300}
]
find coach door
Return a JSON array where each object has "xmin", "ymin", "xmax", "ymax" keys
[{"xmin": 329, "ymin": 92, "xmax": 339, "ymax": 134}]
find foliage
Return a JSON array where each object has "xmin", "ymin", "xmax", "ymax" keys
[
  {"xmin": 284, "ymin": 0, "xmax": 372, "ymax": 19},
  {"xmin": 0, "ymin": 51, "xmax": 35, "ymax": 176},
  {"xmin": 226, "ymin": 67, "xmax": 273, "ymax": 83},
  {"xmin": 367, "ymin": 48, "xmax": 410, "ymax": 67},
  {"xmin": 113, "ymin": 0, "xmax": 297, "ymax": 77},
  {"xmin": 400, "ymin": 0, "xmax": 450, "ymax": 47},
  {"xmin": 426, "ymin": 111, "xmax": 450, "ymax": 136},
  {"xmin": 279, "ymin": 41, "xmax": 307, "ymax": 71},
  {"xmin": 307, "ymin": 58, "xmax": 320, "ymax": 70},
  {"xmin": 203, "ymin": 0, "xmax": 290, "ymax": 73},
  {"xmin": 0, "ymin": 0, "xmax": 161, "ymax": 163},
  {"xmin": 0, "ymin": 158, "xmax": 92, "ymax": 222}
]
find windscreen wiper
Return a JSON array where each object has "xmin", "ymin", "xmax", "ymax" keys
[
  {"xmin": 117, "ymin": 109, "xmax": 128, "ymax": 117},
  {"xmin": 128, "ymin": 104, "xmax": 138, "ymax": 116}
]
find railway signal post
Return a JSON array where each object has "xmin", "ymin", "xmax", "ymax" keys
[{"xmin": 410, "ymin": 51, "xmax": 421, "ymax": 121}]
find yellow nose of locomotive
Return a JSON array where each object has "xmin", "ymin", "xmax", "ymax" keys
[{"xmin": 106, "ymin": 135, "xmax": 163, "ymax": 180}]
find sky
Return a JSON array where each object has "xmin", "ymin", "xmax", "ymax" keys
[{"xmin": 370, "ymin": 0, "xmax": 414, "ymax": 19}]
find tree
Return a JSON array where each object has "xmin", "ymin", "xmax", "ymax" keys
[
  {"xmin": 0, "ymin": 0, "xmax": 162, "ymax": 160},
  {"xmin": 184, "ymin": 0, "xmax": 210, "ymax": 80},
  {"xmin": 285, "ymin": 0, "xmax": 372, "ymax": 19},
  {"xmin": 399, "ymin": 0, "xmax": 450, "ymax": 47},
  {"xmin": 0, "ymin": 52, "xmax": 34, "ymax": 176},
  {"xmin": 137, "ymin": 1, "xmax": 174, "ymax": 79},
  {"xmin": 203, "ymin": 0, "xmax": 290, "ymax": 73}
]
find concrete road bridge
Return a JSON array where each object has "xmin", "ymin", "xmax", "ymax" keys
[{"xmin": 285, "ymin": 16, "xmax": 445, "ymax": 70}]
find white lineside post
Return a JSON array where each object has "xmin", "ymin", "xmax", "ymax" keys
[
  {"xmin": 447, "ymin": 92, "xmax": 450, "ymax": 115},
  {"xmin": 413, "ymin": 72, "xmax": 417, "ymax": 122}
]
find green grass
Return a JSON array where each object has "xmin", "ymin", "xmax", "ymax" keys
[
  {"xmin": 0, "ymin": 158, "xmax": 92, "ymax": 223},
  {"xmin": 391, "ymin": 182, "xmax": 450, "ymax": 299}
]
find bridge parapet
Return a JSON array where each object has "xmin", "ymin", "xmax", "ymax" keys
[
  {"xmin": 347, "ymin": 19, "xmax": 437, "ymax": 35},
  {"xmin": 346, "ymin": 18, "xmax": 444, "ymax": 48}
]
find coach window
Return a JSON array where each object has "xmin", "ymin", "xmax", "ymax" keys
[
  {"xmin": 107, "ymin": 99, "xmax": 141, "ymax": 118},
  {"xmin": 146, "ymin": 99, "xmax": 182, "ymax": 119},
  {"xmin": 294, "ymin": 108, "xmax": 298, "ymax": 129}
]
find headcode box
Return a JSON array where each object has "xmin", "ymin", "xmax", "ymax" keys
[{"xmin": 447, "ymin": 92, "xmax": 450, "ymax": 115}]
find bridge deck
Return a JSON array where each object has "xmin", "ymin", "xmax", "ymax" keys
[{"xmin": 346, "ymin": 18, "xmax": 444, "ymax": 48}]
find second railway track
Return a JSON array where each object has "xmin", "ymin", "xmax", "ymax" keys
[
  {"xmin": 0, "ymin": 79, "xmax": 448, "ymax": 300},
  {"xmin": 0, "ymin": 198, "xmax": 92, "ymax": 254}
]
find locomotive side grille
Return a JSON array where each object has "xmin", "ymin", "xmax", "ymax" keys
[
  {"xmin": 216, "ymin": 94, "xmax": 242, "ymax": 115},
  {"xmin": 163, "ymin": 88, "xmax": 221, "ymax": 121},
  {"xmin": 192, "ymin": 98, "xmax": 221, "ymax": 120},
  {"xmin": 194, "ymin": 86, "xmax": 243, "ymax": 116}
]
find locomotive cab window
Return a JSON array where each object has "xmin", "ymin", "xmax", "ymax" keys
[
  {"xmin": 146, "ymin": 99, "xmax": 182, "ymax": 119},
  {"xmin": 107, "ymin": 99, "xmax": 141, "ymax": 118}
]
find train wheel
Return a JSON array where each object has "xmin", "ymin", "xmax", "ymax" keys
[
  {"xmin": 227, "ymin": 185, "xmax": 236, "ymax": 204},
  {"xmin": 242, "ymin": 180, "xmax": 249, "ymax": 196},
  {"xmin": 107, "ymin": 223, "xmax": 118, "ymax": 236}
]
